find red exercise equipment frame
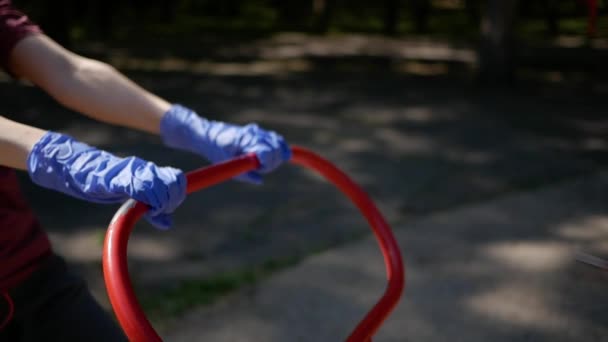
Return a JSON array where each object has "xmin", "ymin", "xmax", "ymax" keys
[{"xmin": 103, "ymin": 146, "xmax": 405, "ymax": 342}]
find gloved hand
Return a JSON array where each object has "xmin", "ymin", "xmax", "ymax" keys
[
  {"xmin": 27, "ymin": 132, "xmax": 186, "ymax": 229},
  {"xmin": 160, "ymin": 104, "xmax": 291, "ymax": 184}
]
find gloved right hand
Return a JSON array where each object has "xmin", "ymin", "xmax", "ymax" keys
[
  {"xmin": 160, "ymin": 104, "xmax": 291, "ymax": 185},
  {"xmin": 26, "ymin": 132, "xmax": 186, "ymax": 230}
]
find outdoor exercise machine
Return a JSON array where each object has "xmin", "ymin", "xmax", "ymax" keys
[{"xmin": 103, "ymin": 146, "xmax": 405, "ymax": 341}]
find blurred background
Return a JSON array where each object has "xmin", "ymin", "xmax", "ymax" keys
[
  {"xmin": 12, "ymin": 0, "xmax": 608, "ymax": 85},
  {"xmin": 4, "ymin": 0, "xmax": 608, "ymax": 341}
]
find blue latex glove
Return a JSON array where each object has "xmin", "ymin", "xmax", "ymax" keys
[
  {"xmin": 160, "ymin": 104, "xmax": 291, "ymax": 184},
  {"xmin": 27, "ymin": 132, "xmax": 186, "ymax": 229}
]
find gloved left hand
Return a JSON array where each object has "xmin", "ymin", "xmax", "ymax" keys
[
  {"xmin": 27, "ymin": 132, "xmax": 186, "ymax": 229},
  {"xmin": 160, "ymin": 104, "xmax": 291, "ymax": 184}
]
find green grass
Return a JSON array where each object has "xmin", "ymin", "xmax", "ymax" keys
[
  {"xmin": 137, "ymin": 226, "xmax": 370, "ymax": 325},
  {"xmin": 517, "ymin": 16, "xmax": 590, "ymax": 42},
  {"xmin": 139, "ymin": 255, "xmax": 302, "ymax": 321},
  {"xmin": 94, "ymin": 228, "xmax": 106, "ymax": 247}
]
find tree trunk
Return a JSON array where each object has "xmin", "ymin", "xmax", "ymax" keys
[
  {"xmin": 275, "ymin": 0, "xmax": 311, "ymax": 31},
  {"xmin": 39, "ymin": 0, "xmax": 71, "ymax": 47},
  {"xmin": 384, "ymin": 0, "xmax": 400, "ymax": 36},
  {"xmin": 161, "ymin": 0, "xmax": 177, "ymax": 22},
  {"xmin": 314, "ymin": 0, "xmax": 335, "ymax": 33},
  {"xmin": 87, "ymin": 0, "xmax": 113, "ymax": 41},
  {"xmin": 544, "ymin": 0, "xmax": 559, "ymax": 36},
  {"xmin": 478, "ymin": 0, "xmax": 519, "ymax": 84},
  {"xmin": 410, "ymin": 0, "xmax": 430, "ymax": 34},
  {"xmin": 465, "ymin": 0, "xmax": 480, "ymax": 26}
]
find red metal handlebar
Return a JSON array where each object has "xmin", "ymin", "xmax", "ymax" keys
[{"xmin": 102, "ymin": 146, "xmax": 405, "ymax": 342}]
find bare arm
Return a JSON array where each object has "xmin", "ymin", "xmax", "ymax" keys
[
  {"xmin": 8, "ymin": 34, "xmax": 171, "ymax": 134},
  {"xmin": 0, "ymin": 116, "xmax": 46, "ymax": 170}
]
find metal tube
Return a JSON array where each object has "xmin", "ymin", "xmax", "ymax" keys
[{"xmin": 103, "ymin": 146, "xmax": 405, "ymax": 341}]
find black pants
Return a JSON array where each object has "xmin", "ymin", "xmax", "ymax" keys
[{"xmin": 0, "ymin": 254, "xmax": 127, "ymax": 341}]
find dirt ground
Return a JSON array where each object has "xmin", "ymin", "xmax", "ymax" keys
[{"xmin": 165, "ymin": 173, "xmax": 608, "ymax": 341}]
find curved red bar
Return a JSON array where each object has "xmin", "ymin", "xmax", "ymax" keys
[{"xmin": 103, "ymin": 146, "xmax": 404, "ymax": 342}]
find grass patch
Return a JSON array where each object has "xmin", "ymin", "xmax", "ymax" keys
[
  {"xmin": 138, "ymin": 233, "xmax": 365, "ymax": 325},
  {"xmin": 140, "ymin": 254, "xmax": 302, "ymax": 321},
  {"xmin": 94, "ymin": 228, "xmax": 106, "ymax": 247}
]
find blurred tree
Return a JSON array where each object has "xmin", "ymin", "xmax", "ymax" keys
[
  {"xmin": 215, "ymin": 0, "xmax": 241, "ymax": 17},
  {"xmin": 465, "ymin": 0, "xmax": 481, "ymax": 25},
  {"xmin": 543, "ymin": 0, "xmax": 560, "ymax": 36},
  {"xmin": 274, "ymin": 0, "xmax": 312, "ymax": 31},
  {"xmin": 38, "ymin": 0, "xmax": 71, "ymax": 46},
  {"xmin": 160, "ymin": 0, "xmax": 178, "ymax": 22},
  {"xmin": 384, "ymin": 0, "xmax": 400, "ymax": 35},
  {"xmin": 410, "ymin": 0, "xmax": 431, "ymax": 33},
  {"xmin": 478, "ymin": 0, "xmax": 519, "ymax": 84},
  {"xmin": 313, "ymin": 0, "xmax": 336, "ymax": 33},
  {"xmin": 86, "ymin": 0, "xmax": 113, "ymax": 41}
]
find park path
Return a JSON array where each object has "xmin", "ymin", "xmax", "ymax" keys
[{"xmin": 164, "ymin": 172, "xmax": 608, "ymax": 342}]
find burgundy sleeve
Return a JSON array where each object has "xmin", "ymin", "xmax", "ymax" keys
[{"xmin": 0, "ymin": 0, "xmax": 42, "ymax": 72}]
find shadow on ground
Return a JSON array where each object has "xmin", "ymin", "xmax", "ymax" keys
[{"xmin": 165, "ymin": 174, "xmax": 608, "ymax": 342}]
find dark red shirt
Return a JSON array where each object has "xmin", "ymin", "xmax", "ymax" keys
[{"xmin": 0, "ymin": 0, "xmax": 51, "ymax": 291}]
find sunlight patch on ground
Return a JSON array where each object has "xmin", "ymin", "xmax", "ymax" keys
[
  {"xmin": 336, "ymin": 138, "xmax": 375, "ymax": 153},
  {"xmin": 49, "ymin": 229, "xmax": 104, "ymax": 262},
  {"xmin": 260, "ymin": 34, "xmax": 477, "ymax": 63},
  {"xmin": 49, "ymin": 229, "xmax": 181, "ymax": 262},
  {"xmin": 401, "ymin": 107, "xmax": 441, "ymax": 123},
  {"xmin": 557, "ymin": 215, "xmax": 608, "ymax": 241},
  {"xmin": 105, "ymin": 34, "xmax": 479, "ymax": 77},
  {"xmin": 588, "ymin": 240, "xmax": 608, "ymax": 255},
  {"xmin": 62, "ymin": 123, "xmax": 116, "ymax": 146},
  {"xmin": 443, "ymin": 148, "xmax": 496, "ymax": 165},
  {"xmin": 312, "ymin": 130, "xmax": 334, "ymax": 145},
  {"xmin": 554, "ymin": 36, "xmax": 608, "ymax": 49},
  {"xmin": 346, "ymin": 106, "xmax": 444, "ymax": 125},
  {"xmin": 583, "ymin": 137, "xmax": 607, "ymax": 151},
  {"xmin": 236, "ymin": 111, "xmax": 339, "ymax": 130},
  {"xmin": 481, "ymin": 241, "xmax": 572, "ymax": 273},
  {"xmin": 467, "ymin": 282, "xmax": 580, "ymax": 331},
  {"xmin": 128, "ymin": 236, "xmax": 182, "ymax": 260},
  {"xmin": 60, "ymin": 121, "xmax": 153, "ymax": 147},
  {"xmin": 374, "ymin": 128, "xmax": 436, "ymax": 154},
  {"xmin": 394, "ymin": 61, "xmax": 450, "ymax": 76},
  {"xmin": 111, "ymin": 56, "xmax": 314, "ymax": 76}
]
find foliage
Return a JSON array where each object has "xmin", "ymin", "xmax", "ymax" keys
[{"xmin": 14, "ymin": 0, "xmax": 602, "ymax": 46}]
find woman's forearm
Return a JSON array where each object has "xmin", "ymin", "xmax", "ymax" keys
[
  {"xmin": 9, "ymin": 34, "xmax": 171, "ymax": 135},
  {"xmin": 0, "ymin": 116, "xmax": 46, "ymax": 170}
]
